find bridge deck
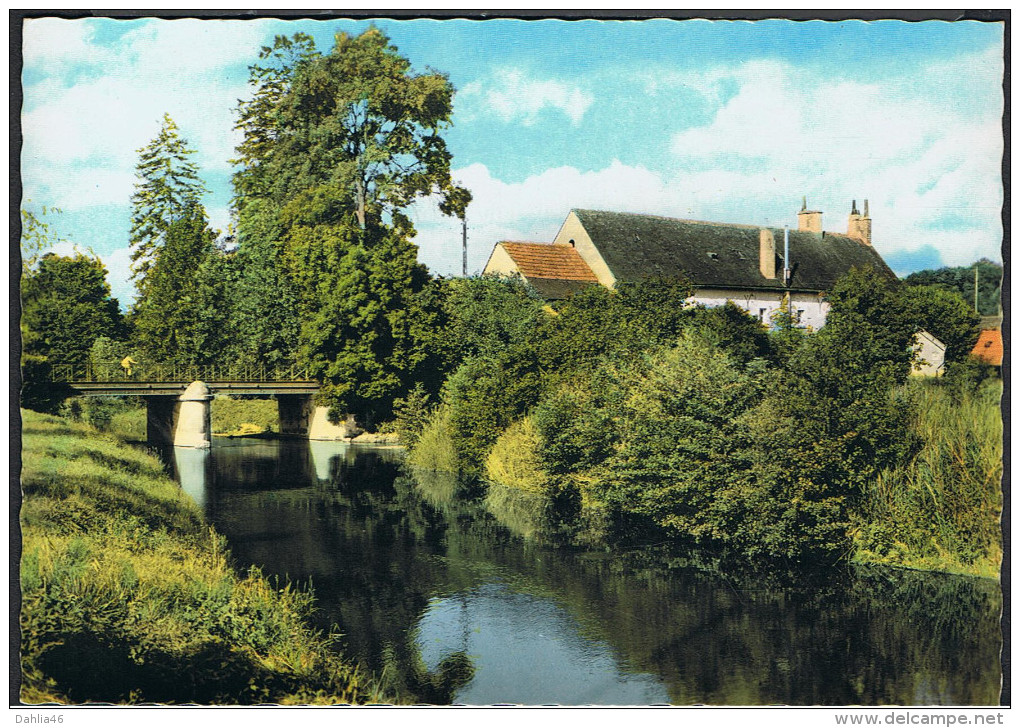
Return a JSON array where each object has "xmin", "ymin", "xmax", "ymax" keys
[{"xmin": 69, "ymin": 381, "xmax": 320, "ymax": 396}]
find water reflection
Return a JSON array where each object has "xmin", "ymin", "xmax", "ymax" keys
[{"xmin": 170, "ymin": 439, "xmax": 1003, "ymax": 706}]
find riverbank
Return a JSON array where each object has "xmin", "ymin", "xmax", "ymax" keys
[
  {"xmin": 18, "ymin": 409, "xmax": 388, "ymax": 705},
  {"xmin": 407, "ymin": 377, "xmax": 1003, "ymax": 582}
]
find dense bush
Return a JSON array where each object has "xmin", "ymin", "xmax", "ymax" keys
[{"xmin": 404, "ymin": 266, "xmax": 1000, "ymax": 569}]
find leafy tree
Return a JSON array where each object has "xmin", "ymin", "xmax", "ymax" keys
[
  {"xmin": 20, "ymin": 203, "xmax": 66, "ymax": 270},
  {"xmin": 231, "ymin": 28, "xmax": 472, "ymax": 423},
  {"xmin": 130, "ymin": 114, "xmax": 209, "ymax": 288},
  {"xmin": 900, "ymin": 284, "xmax": 981, "ymax": 365},
  {"xmin": 21, "ymin": 253, "xmax": 125, "ymax": 411},
  {"xmin": 262, "ymin": 27, "xmax": 470, "ymax": 229},
  {"xmin": 902, "ymin": 259, "xmax": 1002, "ymax": 317}
]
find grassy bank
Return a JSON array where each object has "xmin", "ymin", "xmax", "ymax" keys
[
  {"xmin": 852, "ymin": 379, "xmax": 1003, "ymax": 579},
  {"xmin": 18, "ymin": 410, "xmax": 385, "ymax": 705}
]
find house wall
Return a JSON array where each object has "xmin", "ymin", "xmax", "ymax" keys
[
  {"xmin": 911, "ymin": 332, "xmax": 946, "ymax": 377},
  {"xmin": 552, "ymin": 212, "xmax": 616, "ymax": 287},
  {"xmin": 693, "ymin": 288, "xmax": 829, "ymax": 330},
  {"xmin": 482, "ymin": 244, "xmax": 522, "ymax": 276}
]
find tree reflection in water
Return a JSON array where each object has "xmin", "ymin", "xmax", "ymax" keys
[{"xmin": 177, "ymin": 439, "xmax": 1002, "ymax": 706}]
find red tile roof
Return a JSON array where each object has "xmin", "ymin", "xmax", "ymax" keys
[
  {"xmin": 970, "ymin": 329, "xmax": 1003, "ymax": 366},
  {"xmin": 500, "ymin": 242, "xmax": 599, "ymax": 282}
]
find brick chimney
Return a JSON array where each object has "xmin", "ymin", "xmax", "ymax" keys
[
  {"xmin": 847, "ymin": 198, "xmax": 872, "ymax": 245},
  {"xmin": 759, "ymin": 228, "xmax": 777, "ymax": 279},
  {"xmin": 798, "ymin": 196, "xmax": 822, "ymax": 233}
]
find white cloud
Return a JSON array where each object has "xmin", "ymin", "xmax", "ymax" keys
[
  {"xmin": 460, "ymin": 68, "xmax": 593, "ymax": 126},
  {"xmin": 100, "ymin": 246, "xmax": 137, "ymax": 307},
  {"xmin": 662, "ymin": 53, "xmax": 1003, "ymax": 265},
  {"xmin": 21, "ymin": 18, "xmax": 261, "ymax": 214}
]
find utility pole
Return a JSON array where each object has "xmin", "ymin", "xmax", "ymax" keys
[
  {"xmin": 462, "ymin": 214, "xmax": 468, "ymax": 277},
  {"xmin": 974, "ymin": 265, "xmax": 980, "ymax": 314}
]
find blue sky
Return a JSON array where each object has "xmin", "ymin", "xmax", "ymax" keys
[{"xmin": 20, "ymin": 16, "xmax": 1004, "ymax": 307}]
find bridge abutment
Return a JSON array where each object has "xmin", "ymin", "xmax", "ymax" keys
[
  {"xmin": 145, "ymin": 381, "xmax": 213, "ymax": 448},
  {"xmin": 276, "ymin": 395, "xmax": 360, "ymax": 440}
]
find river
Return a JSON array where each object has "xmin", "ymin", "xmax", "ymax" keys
[{"xmin": 166, "ymin": 437, "xmax": 1003, "ymax": 706}]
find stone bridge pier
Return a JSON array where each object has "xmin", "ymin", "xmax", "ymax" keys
[
  {"xmin": 145, "ymin": 381, "xmax": 214, "ymax": 448},
  {"xmin": 276, "ymin": 394, "xmax": 360, "ymax": 440}
]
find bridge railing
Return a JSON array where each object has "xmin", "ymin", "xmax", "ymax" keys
[{"xmin": 51, "ymin": 362, "xmax": 314, "ymax": 383}]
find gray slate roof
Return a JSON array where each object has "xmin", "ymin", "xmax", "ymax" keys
[{"xmin": 572, "ymin": 209, "xmax": 896, "ymax": 292}]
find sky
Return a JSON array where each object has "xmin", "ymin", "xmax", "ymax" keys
[{"xmin": 19, "ymin": 15, "xmax": 1005, "ymax": 308}]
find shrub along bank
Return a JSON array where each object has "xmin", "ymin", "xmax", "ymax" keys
[
  {"xmin": 401, "ymin": 270, "xmax": 1001, "ymax": 577},
  {"xmin": 18, "ymin": 410, "xmax": 385, "ymax": 705}
]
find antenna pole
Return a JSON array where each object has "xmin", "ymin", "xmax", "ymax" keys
[{"xmin": 462, "ymin": 214, "xmax": 468, "ymax": 277}]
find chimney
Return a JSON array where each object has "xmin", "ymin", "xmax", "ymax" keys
[
  {"xmin": 798, "ymin": 196, "xmax": 823, "ymax": 233},
  {"xmin": 847, "ymin": 198, "xmax": 872, "ymax": 245},
  {"xmin": 759, "ymin": 228, "xmax": 777, "ymax": 279}
]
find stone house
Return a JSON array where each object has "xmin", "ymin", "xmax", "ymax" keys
[{"xmin": 483, "ymin": 200, "xmax": 895, "ymax": 329}]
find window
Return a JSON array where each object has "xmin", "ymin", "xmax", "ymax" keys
[
  {"xmin": 758, "ymin": 308, "xmax": 767, "ymax": 322},
  {"xmin": 796, "ymin": 309, "xmax": 804, "ymax": 324}
]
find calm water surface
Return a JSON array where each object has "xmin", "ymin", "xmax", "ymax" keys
[{"xmin": 168, "ymin": 438, "xmax": 1002, "ymax": 706}]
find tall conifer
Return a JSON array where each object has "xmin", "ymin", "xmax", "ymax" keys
[{"xmin": 129, "ymin": 114, "xmax": 208, "ymax": 290}]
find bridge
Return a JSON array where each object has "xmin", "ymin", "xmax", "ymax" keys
[{"xmin": 52, "ymin": 363, "xmax": 354, "ymax": 448}]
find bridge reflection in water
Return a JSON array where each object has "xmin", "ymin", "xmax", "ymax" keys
[{"xmin": 163, "ymin": 438, "xmax": 1002, "ymax": 706}]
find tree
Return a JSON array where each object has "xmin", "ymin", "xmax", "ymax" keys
[
  {"xmin": 131, "ymin": 201, "xmax": 221, "ymax": 366},
  {"xmin": 130, "ymin": 114, "xmax": 209, "ymax": 288},
  {"xmin": 231, "ymin": 28, "xmax": 472, "ymax": 423},
  {"xmin": 21, "ymin": 252, "xmax": 125, "ymax": 411},
  {"xmin": 900, "ymin": 284, "xmax": 981, "ymax": 365},
  {"xmin": 902, "ymin": 259, "xmax": 1002, "ymax": 317}
]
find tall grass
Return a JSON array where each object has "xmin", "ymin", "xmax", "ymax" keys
[
  {"xmin": 853, "ymin": 379, "xmax": 1003, "ymax": 579},
  {"xmin": 19, "ymin": 410, "xmax": 385, "ymax": 705}
]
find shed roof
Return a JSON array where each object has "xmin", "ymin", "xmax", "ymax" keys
[
  {"xmin": 571, "ymin": 209, "xmax": 896, "ymax": 292},
  {"xmin": 499, "ymin": 242, "xmax": 600, "ymax": 282},
  {"xmin": 970, "ymin": 329, "xmax": 1003, "ymax": 366}
]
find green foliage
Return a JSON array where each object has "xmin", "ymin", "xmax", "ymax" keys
[
  {"xmin": 131, "ymin": 202, "xmax": 224, "ymax": 366},
  {"xmin": 21, "ymin": 253, "xmax": 126, "ymax": 369},
  {"xmin": 19, "ymin": 411, "xmax": 384, "ymax": 705},
  {"xmin": 58, "ymin": 396, "xmax": 142, "ymax": 434},
  {"xmin": 902, "ymin": 259, "xmax": 1002, "ymax": 317},
  {"xmin": 853, "ymin": 379, "xmax": 1002, "ymax": 578},
  {"xmin": 130, "ymin": 114, "xmax": 209, "ymax": 287},
  {"xmin": 210, "ymin": 397, "xmax": 280, "ymax": 435},
  {"xmin": 20, "ymin": 202, "xmax": 66, "ymax": 269},
  {"xmin": 222, "ymin": 199, "xmax": 301, "ymax": 369},
  {"xmin": 404, "ymin": 406, "xmax": 459, "ymax": 473},
  {"xmin": 231, "ymin": 29, "xmax": 470, "ymax": 424},
  {"xmin": 21, "ymin": 253, "xmax": 126, "ymax": 413},
  {"xmin": 484, "ymin": 416, "xmax": 553, "ymax": 495},
  {"xmin": 901, "ymin": 284, "xmax": 981, "ymax": 365},
  {"xmin": 391, "ymin": 383, "xmax": 432, "ymax": 448},
  {"xmin": 794, "ymin": 266, "xmax": 915, "ymax": 401}
]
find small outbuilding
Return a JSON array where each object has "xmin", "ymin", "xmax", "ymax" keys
[{"xmin": 910, "ymin": 330, "xmax": 947, "ymax": 377}]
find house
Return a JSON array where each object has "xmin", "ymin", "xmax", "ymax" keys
[
  {"xmin": 483, "ymin": 199, "xmax": 896, "ymax": 329},
  {"xmin": 970, "ymin": 329, "xmax": 1003, "ymax": 366},
  {"xmin": 911, "ymin": 330, "xmax": 947, "ymax": 377}
]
